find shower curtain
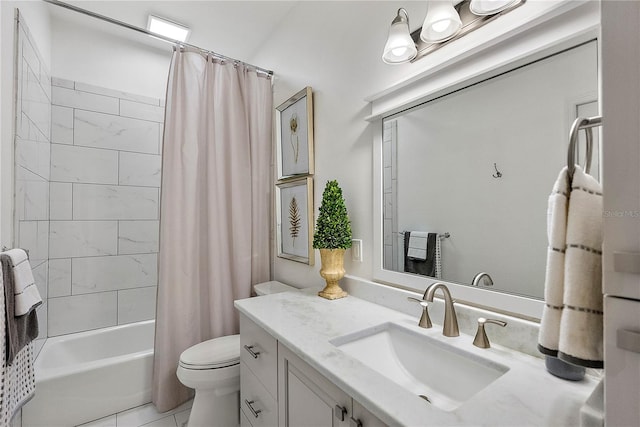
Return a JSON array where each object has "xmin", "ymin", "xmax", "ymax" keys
[{"xmin": 152, "ymin": 49, "xmax": 272, "ymax": 411}]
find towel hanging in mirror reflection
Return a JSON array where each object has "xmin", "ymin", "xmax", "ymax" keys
[{"xmin": 492, "ymin": 163, "xmax": 503, "ymax": 178}]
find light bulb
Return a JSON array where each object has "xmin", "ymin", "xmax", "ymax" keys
[
  {"xmin": 431, "ymin": 20, "xmax": 450, "ymax": 33},
  {"xmin": 382, "ymin": 8, "xmax": 418, "ymax": 64},
  {"xmin": 392, "ymin": 46, "xmax": 408, "ymax": 57},
  {"xmin": 420, "ymin": 1, "xmax": 462, "ymax": 43}
]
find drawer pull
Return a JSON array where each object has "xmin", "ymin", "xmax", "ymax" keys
[
  {"xmin": 617, "ymin": 329, "xmax": 640, "ymax": 354},
  {"xmin": 350, "ymin": 417, "xmax": 363, "ymax": 427},
  {"xmin": 244, "ymin": 345, "xmax": 261, "ymax": 359},
  {"xmin": 244, "ymin": 399, "xmax": 262, "ymax": 418},
  {"xmin": 334, "ymin": 405, "xmax": 347, "ymax": 421}
]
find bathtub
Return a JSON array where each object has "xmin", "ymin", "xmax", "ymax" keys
[{"xmin": 22, "ymin": 320, "xmax": 155, "ymax": 427}]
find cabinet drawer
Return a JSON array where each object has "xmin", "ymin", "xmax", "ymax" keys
[
  {"xmin": 604, "ymin": 296, "xmax": 640, "ymax": 427},
  {"xmin": 240, "ymin": 314, "xmax": 278, "ymax": 397},
  {"xmin": 352, "ymin": 400, "xmax": 388, "ymax": 427},
  {"xmin": 241, "ymin": 361, "xmax": 278, "ymax": 427},
  {"xmin": 241, "ymin": 403, "xmax": 254, "ymax": 427}
]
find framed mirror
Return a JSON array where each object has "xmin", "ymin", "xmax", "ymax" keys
[{"xmin": 372, "ymin": 33, "xmax": 599, "ymax": 319}]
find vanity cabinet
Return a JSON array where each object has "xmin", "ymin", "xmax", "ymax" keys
[
  {"xmin": 239, "ymin": 314, "xmax": 387, "ymax": 427},
  {"xmin": 278, "ymin": 343, "xmax": 350, "ymax": 427},
  {"xmin": 240, "ymin": 315, "xmax": 278, "ymax": 427}
]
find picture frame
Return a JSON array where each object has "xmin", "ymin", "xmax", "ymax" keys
[
  {"xmin": 275, "ymin": 177, "xmax": 314, "ymax": 265},
  {"xmin": 276, "ymin": 87, "xmax": 314, "ymax": 180}
]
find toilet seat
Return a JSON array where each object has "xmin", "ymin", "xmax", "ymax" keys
[{"xmin": 179, "ymin": 334, "xmax": 240, "ymax": 370}]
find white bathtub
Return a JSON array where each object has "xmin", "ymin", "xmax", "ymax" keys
[{"xmin": 22, "ymin": 320, "xmax": 155, "ymax": 427}]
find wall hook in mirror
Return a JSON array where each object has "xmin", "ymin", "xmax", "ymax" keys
[{"xmin": 492, "ymin": 163, "xmax": 502, "ymax": 178}]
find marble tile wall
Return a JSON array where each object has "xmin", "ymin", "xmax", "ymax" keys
[
  {"xmin": 382, "ymin": 120, "xmax": 399, "ymax": 271},
  {"xmin": 48, "ymin": 77, "xmax": 164, "ymax": 337},
  {"xmin": 14, "ymin": 16, "xmax": 52, "ymax": 353}
]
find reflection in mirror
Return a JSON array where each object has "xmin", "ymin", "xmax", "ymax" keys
[{"xmin": 382, "ymin": 40, "xmax": 598, "ymax": 299}]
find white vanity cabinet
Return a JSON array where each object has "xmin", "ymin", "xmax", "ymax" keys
[
  {"xmin": 239, "ymin": 314, "xmax": 387, "ymax": 427},
  {"xmin": 278, "ymin": 343, "xmax": 351, "ymax": 427},
  {"xmin": 240, "ymin": 315, "xmax": 278, "ymax": 427},
  {"xmin": 601, "ymin": 2, "xmax": 640, "ymax": 425}
]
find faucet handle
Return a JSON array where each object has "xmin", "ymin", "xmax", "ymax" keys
[
  {"xmin": 473, "ymin": 317, "xmax": 507, "ymax": 348},
  {"xmin": 407, "ymin": 297, "xmax": 432, "ymax": 329}
]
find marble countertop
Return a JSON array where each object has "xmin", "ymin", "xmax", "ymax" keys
[{"xmin": 234, "ymin": 288, "xmax": 598, "ymax": 427}]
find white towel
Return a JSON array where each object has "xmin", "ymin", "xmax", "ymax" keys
[
  {"xmin": 2, "ymin": 249, "xmax": 41, "ymax": 316},
  {"xmin": 407, "ymin": 231, "xmax": 428, "ymax": 260},
  {"xmin": 558, "ymin": 166, "xmax": 603, "ymax": 368},
  {"xmin": 434, "ymin": 237, "xmax": 442, "ymax": 279},
  {"xmin": 0, "ymin": 264, "xmax": 36, "ymax": 425},
  {"xmin": 538, "ymin": 166, "xmax": 603, "ymax": 368},
  {"xmin": 538, "ymin": 168, "xmax": 569, "ymax": 357}
]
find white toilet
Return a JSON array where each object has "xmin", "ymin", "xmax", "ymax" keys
[{"xmin": 176, "ymin": 281, "xmax": 296, "ymax": 427}]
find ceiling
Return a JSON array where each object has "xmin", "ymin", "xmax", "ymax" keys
[
  {"xmin": 46, "ymin": 1, "xmax": 301, "ymax": 63},
  {"xmin": 44, "ymin": 1, "xmax": 433, "ymax": 65}
]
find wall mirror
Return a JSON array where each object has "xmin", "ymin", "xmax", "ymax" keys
[{"xmin": 379, "ymin": 39, "xmax": 598, "ymax": 306}]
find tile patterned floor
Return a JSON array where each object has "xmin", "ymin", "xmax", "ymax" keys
[{"xmin": 76, "ymin": 400, "xmax": 192, "ymax": 427}]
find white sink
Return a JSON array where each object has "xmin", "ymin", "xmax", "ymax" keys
[{"xmin": 330, "ymin": 322, "xmax": 509, "ymax": 411}]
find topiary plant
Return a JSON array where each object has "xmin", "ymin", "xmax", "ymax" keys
[{"xmin": 313, "ymin": 180, "xmax": 352, "ymax": 250}]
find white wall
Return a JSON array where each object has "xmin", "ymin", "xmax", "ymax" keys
[
  {"xmin": 50, "ymin": 15, "xmax": 170, "ymax": 99},
  {"xmin": 250, "ymin": 1, "xmax": 413, "ymax": 288},
  {"xmin": 0, "ymin": 0, "xmax": 52, "ymax": 247}
]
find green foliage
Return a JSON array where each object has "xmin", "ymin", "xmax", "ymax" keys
[
  {"xmin": 313, "ymin": 180, "xmax": 352, "ymax": 249},
  {"xmin": 289, "ymin": 196, "xmax": 301, "ymax": 245}
]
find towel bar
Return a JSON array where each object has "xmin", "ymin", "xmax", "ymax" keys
[
  {"xmin": 567, "ymin": 116, "xmax": 602, "ymax": 182},
  {"xmin": 398, "ymin": 231, "xmax": 450, "ymax": 240}
]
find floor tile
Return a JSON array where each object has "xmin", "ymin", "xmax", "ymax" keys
[
  {"xmin": 174, "ymin": 408, "xmax": 190, "ymax": 427},
  {"xmin": 140, "ymin": 415, "xmax": 177, "ymax": 427},
  {"xmin": 116, "ymin": 403, "xmax": 164, "ymax": 427},
  {"xmin": 116, "ymin": 400, "xmax": 192, "ymax": 427},
  {"xmin": 76, "ymin": 414, "xmax": 117, "ymax": 427}
]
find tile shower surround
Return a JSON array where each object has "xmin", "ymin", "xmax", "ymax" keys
[
  {"xmin": 46, "ymin": 77, "xmax": 164, "ymax": 337},
  {"xmin": 14, "ymin": 15, "xmax": 52, "ymax": 352}
]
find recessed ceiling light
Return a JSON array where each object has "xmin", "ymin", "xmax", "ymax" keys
[{"xmin": 147, "ymin": 15, "xmax": 190, "ymax": 42}]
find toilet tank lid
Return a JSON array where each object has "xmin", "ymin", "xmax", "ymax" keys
[
  {"xmin": 179, "ymin": 334, "xmax": 240, "ymax": 368},
  {"xmin": 254, "ymin": 280, "xmax": 297, "ymax": 296}
]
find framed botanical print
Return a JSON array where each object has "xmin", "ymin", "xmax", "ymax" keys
[
  {"xmin": 276, "ymin": 87, "xmax": 314, "ymax": 180},
  {"xmin": 275, "ymin": 177, "xmax": 314, "ymax": 265}
]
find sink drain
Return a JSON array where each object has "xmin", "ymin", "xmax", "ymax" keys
[{"xmin": 419, "ymin": 394, "xmax": 431, "ymax": 404}]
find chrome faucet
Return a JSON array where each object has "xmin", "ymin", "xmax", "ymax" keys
[
  {"xmin": 423, "ymin": 283, "xmax": 459, "ymax": 337},
  {"xmin": 471, "ymin": 272, "xmax": 494, "ymax": 287}
]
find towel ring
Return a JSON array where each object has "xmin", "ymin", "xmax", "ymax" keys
[{"xmin": 567, "ymin": 116, "xmax": 601, "ymax": 183}]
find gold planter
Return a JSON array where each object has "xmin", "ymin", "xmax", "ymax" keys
[{"xmin": 318, "ymin": 248, "xmax": 348, "ymax": 300}]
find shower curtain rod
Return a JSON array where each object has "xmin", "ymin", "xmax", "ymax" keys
[{"xmin": 42, "ymin": 0, "xmax": 274, "ymax": 76}]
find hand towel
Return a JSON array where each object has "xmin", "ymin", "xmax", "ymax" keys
[
  {"xmin": 434, "ymin": 236, "xmax": 443, "ymax": 279},
  {"xmin": 538, "ymin": 167, "xmax": 569, "ymax": 358},
  {"xmin": 1, "ymin": 255, "xmax": 40, "ymax": 364},
  {"xmin": 538, "ymin": 166, "xmax": 603, "ymax": 368},
  {"xmin": 2, "ymin": 249, "xmax": 41, "ymax": 316},
  {"xmin": 0, "ymin": 266, "xmax": 36, "ymax": 425},
  {"xmin": 407, "ymin": 231, "xmax": 428, "ymax": 260},
  {"xmin": 404, "ymin": 232, "xmax": 436, "ymax": 277},
  {"xmin": 558, "ymin": 166, "xmax": 603, "ymax": 368}
]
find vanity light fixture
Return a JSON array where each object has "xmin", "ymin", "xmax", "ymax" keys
[
  {"xmin": 147, "ymin": 15, "xmax": 190, "ymax": 42},
  {"xmin": 382, "ymin": 8, "xmax": 418, "ymax": 64},
  {"xmin": 469, "ymin": 0, "xmax": 522, "ymax": 16},
  {"xmin": 382, "ymin": 0, "xmax": 525, "ymax": 65},
  {"xmin": 420, "ymin": 0, "xmax": 462, "ymax": 43}
]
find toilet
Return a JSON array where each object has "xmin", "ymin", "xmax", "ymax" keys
[{"xmin": 176, "ymin": 281, "xmax": 296, "ymax": 427}]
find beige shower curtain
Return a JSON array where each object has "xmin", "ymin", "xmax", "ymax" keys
[{"xmin": 152, "ymin": 49, "xmax": 272, "ymax": 412}]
